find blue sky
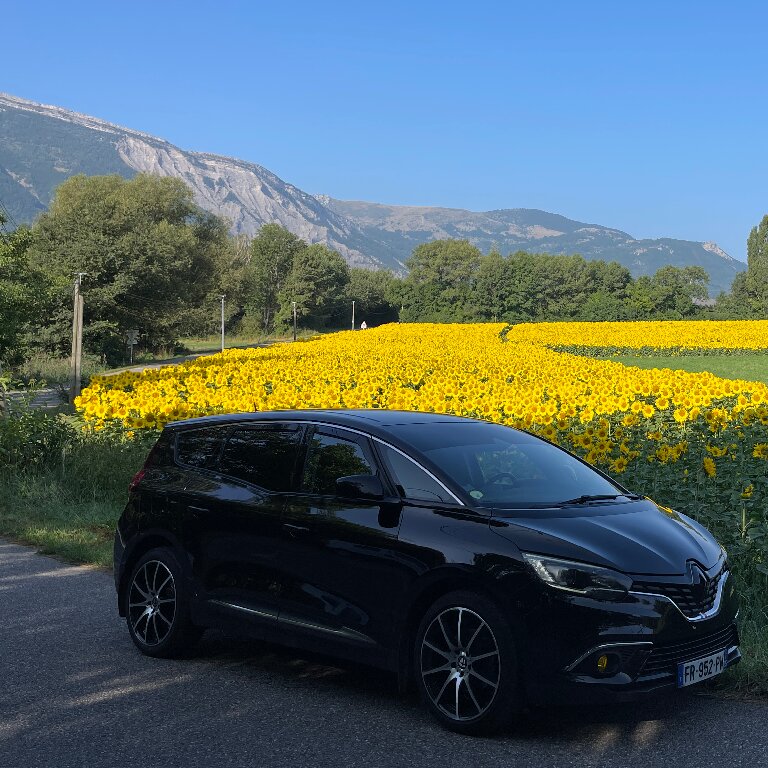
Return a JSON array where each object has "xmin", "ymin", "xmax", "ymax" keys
[{"xmin": 2, "ymin": 1, "xmax": 766, "ymax": 261}]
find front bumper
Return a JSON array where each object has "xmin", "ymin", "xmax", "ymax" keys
[{"xmin": 518, "ymin": 571, "xmax": 741, "ymax": 706}]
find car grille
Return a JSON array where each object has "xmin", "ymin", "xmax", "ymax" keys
[
  {"xmin": 632, "ymin": 562, "xmax": 728, "ymax": 619},
  {"xmin": 639, "ymin": 624, "xmax": 738, "ymax": 679}
]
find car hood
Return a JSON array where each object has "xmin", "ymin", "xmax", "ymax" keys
[{"xmin": 489, "ymin": 498, "xmax": 721, "ymax": 575}]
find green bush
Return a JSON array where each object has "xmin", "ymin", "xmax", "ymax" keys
[{"xmin": 0, "ymin": 409, "xmax": 76, "ymax": 468}]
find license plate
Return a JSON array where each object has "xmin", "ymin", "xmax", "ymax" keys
[{"xmin": 677, "ymin": 649, "xmax": 727, "ymax": 687}]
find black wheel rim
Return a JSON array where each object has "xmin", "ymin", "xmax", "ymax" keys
[
  {"xmin": 420, "ymin": 606, "xmax": 501, "ymax": 722},
  {"xmin": 128, "ymin": 560, "xmax": 177, "ymax": 646}
]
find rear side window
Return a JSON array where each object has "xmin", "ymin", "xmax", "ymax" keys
[
  {"xmin": 378, "ymin": 444, "xmax": 454, "ymax": 503},
  {"xmin": 220, "ymin": 427, "xmax": 303, "ymax": 491},
  {"xmin": 176, "ymin": 427, "xmax": 226, "ymax": 469}
]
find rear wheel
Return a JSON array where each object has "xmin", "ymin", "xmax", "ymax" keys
[
  {"xmin": 415, "ymin": 590, "xmax": 521, "ymax": 735},
  {"xmin": 126, "ymin": 547, "xmax": 202, "ymax": 658}
]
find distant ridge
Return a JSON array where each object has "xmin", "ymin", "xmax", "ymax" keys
[{"xmin": 0, "ymin": 92, "xmax": 743, "ymax": 293}]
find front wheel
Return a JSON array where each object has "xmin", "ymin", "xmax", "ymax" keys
[
  {"xmin": 125, "ymin": 547, "xmax": 202, "ymax": 658},
  {"xmin": 415, "ymin": 590, "xmax": 521, "ymax": 735}
]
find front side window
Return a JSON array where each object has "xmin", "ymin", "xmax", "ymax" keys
[
  {"xmin": 378, "ymin": 444, "xmax": 454, "ymax": 503},
  {"xmin": 302, "ymin": 432, "xmax": 376, "ymax": 495},
  {"xmin": 219, "ymin": 426, "xmax": 303, "ymax": 491}
]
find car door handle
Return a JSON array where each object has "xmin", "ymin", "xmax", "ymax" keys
[
  {"xmin": 187, "ymin": 505, "xmax": 210, "ymax": 514},
  {"xmin": 282, "ymin": 523, "xmax": 310, "ymax": 537}
]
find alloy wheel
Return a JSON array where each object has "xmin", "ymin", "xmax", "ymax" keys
[
  {"xmin": 420, "ymin": 606, "xmax": 501, "ymax": 722},
  {"xmin": 128, "ymin": 560, "xmax": 177, "ymax": 646}
]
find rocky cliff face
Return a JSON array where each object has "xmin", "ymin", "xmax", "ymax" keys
[
  {"xmin": 0, "ymin": 92, "xmax": 744, "ymax": 292},
  {"xmin": 114, "ymin": 136, "xmax": 381, "ymax": 268}
]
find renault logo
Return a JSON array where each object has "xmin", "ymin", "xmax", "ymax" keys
[{"xmin": 687, "ymin": 561, "xmax": 709, "ymax": 603}]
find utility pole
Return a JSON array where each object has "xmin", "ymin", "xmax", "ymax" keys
[
  {"xmin": 292, "ymin": 301, "xmax": 297, "ymax": 342},
  {"xmin": 352, "ymin": 300, "xmax": 355, "ymax": 331},
  {"xmin": 69, "ymin": 273, "xmax": 86, "ymax": 404},
  {"xmin": 220, "ymin": 295, "xmax": 226, "ymax": 352}
]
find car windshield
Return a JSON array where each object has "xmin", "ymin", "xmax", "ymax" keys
[{"xmin": 389, "ymin": 421, "xmax": 625, "ymax": 509}]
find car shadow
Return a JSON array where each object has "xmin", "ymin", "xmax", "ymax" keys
[{"xmin": 189, "ymin": 627, "xmax": 706, "ymax": 739}]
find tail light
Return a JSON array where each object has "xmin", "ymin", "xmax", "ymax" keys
[
  {"xmin": 128, "ymin": 468, "xmax": 146, "ymax": 494},
  {"xmin": 128, "ymin": 440, "xmax": 162, "ymax": 494}
]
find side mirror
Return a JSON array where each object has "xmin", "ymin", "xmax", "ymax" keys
[{"xmin": 336, "ymin": 474, "xmax": 385, "ymax": 500}]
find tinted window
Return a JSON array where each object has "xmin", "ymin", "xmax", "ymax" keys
[
  {"xmin": 302, "ymin": 432, "xmax": 375, "ymax": 495},
  {"xmin": 220, "ymin": 427, "xmax": 303, "ymax": 491},
  {"xmin": 176, "ymin": 427, "xmax": 226, "ymax": 469},
  {"xmin": 389, "ymin": 422, "xmax": 623, "ymax": 508},
  {"xmin": 379, "ymin": 444, "xmax": 454, "ymax": 503}
]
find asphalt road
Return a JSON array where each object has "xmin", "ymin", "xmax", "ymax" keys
[{"xmin": 1, "ymin": 539, "xmax": 767, "ymax": 768}]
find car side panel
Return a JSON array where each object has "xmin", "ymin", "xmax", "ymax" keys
[
  {"xmin": 278, "ymin": 494, "xmax": 412, "ymax": 665},
  {"xmin": 176, "ymin": 469, "xmax": 286, "ymax": 627}
]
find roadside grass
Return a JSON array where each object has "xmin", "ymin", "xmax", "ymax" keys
[
  {"xmin": 179, "ymin": 331, "xmax": 312, "ymax": 354},
  {"xmin": 9, "ymin": 352, "xmax": 110, "ymax": 390},
  {"xmin": 0, "ymin": 428, "xmax": 149, "ymax": 568},
  {"xmin": 721, "ymin": 583, "xmax": 768, "ymax": 697},
  {"xmin": 612, "ymin": 353, "xmax": 768, "ymax": 385}
]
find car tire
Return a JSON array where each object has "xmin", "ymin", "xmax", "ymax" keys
[
  {"xmin": 125, "ymin": 547, "xmax": 203, "ymax": 658},
  {"xmin": 414, "ymin": 590, "xmax": 521, "ymax": 735}
]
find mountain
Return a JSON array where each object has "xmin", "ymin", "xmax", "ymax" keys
[
  {"xmin": 320, "ymin": 199, "xmax": 743, "ymax": 295},
  {"xmin": 0, "ymin": 92, "xmax": 743, "ymax": 293}
]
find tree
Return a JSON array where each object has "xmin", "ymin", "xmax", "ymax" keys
[
  {"xmin": 344, "ymin": 268, "xmax": 400, "ymax": 327},
  {"xmin": 0, "ymin": 220, "xmax": 49, "ymax": 364},
  {"xmin": 501, "ymin": 251, "xmax": 549, "ymax": 321},
  {"xmin": 401, "ymin": 239, "xmax": 482, "ymax": 321},
  {"xmin": 578, "ymin": 290, "xmax": 627, "ymax": 321},
  {"xmin": 277, "ymin": 244, "xmax": 350, "ymax": 329},
  {"xmin": 475, "ymin": 250, "xmax": 508, "ymax": 321},
  {"xmin": 651, "ymin": 265, "xmax": 709, "ymax": 317},
  {"xmin": 625, "ymin": 275, "xmax": 658, "ymax": 319},
  {"xmin": 28, "ymin": 174, "xmax": 230, "ymax": 360},
  {"xmin": 245, "ymin": 224, "xmax": 306, "ymax": 334},
  {"xmin": 714, "ymin": 272, "xmax": 754, "ymax": 318},
  {"xmin": 746, "ymin": 215, "xmax": 768, "ymax": 315},
  {"xmin": 625, "ymin": 266, "xmax": 709, "ymax": 319},
  {"xmin": 215, "ymin": 233, "xmax": 254, "ymax": 335}
]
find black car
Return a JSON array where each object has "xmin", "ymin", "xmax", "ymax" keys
[{"xmin": 114, "ymin": 410, "xmax": 740, "ymax": 734}]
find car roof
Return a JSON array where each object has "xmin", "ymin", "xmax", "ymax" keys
[{"xmin": 167, "ymin": 409, "xmax": 487, "ymax": 441}]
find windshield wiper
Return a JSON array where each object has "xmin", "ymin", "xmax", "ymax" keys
[{"xmin": 558, "ymin": 493, "xmax": 625, "ymax": 506}]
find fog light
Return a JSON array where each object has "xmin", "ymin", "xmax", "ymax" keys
[{"xmin": 597, "ymin": 654, "xmax": 609, "ymax": 673}]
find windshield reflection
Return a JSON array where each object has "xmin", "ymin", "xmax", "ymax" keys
[{"xmin": 391, "ymin": 422, "xmax": 625, "ymax": 509}]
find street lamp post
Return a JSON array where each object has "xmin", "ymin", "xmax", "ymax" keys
[{"xmin": 220, "ymin": 295, "xmax": 225, "ymax": 352}]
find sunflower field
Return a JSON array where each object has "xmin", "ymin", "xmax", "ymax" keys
[
  {"xmin": 511, "ymin": 319, "xmax": 768, "ymax": 357},
  {"xmin": 74, "ymin": 321, "xmax": 767, "ymax": 556}
]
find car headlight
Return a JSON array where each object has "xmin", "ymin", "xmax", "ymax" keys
[{"xmin": 522, "ymin": 553, "xmax": 632, "ymax": 599}]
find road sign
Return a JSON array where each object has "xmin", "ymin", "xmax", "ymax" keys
[{"xmin": 126, "ymin": 330, "xmax": 140, "ymax": 345}]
